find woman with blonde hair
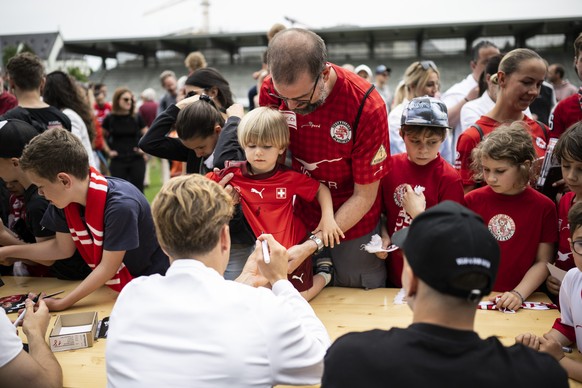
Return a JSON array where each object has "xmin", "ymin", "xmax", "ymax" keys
[
  {"xmin": 388, "ymin": 60, "xmax": 443, "ymax": 156},
  {"xmin": 456, "ymin": 48, "xmax": 550, "ymax": 193}
]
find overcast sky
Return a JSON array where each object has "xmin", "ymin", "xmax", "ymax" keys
[{"xmin": 1, "ymin": 0, "xmax": 581, "ymax": 40}]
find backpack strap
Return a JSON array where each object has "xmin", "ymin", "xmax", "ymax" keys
[
  {"xmin": 471, "ymin": 123, "xmax": 485, "ymax": 141},
  {"xmin": 536, "ymin": 120, "xmax": 549, "ymax": 141},
  {"xmin": 353, "ymin": 84, "xmax": 376, "ymax": 141}
]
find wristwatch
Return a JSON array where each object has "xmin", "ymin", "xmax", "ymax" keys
[{"xmin": 309, "ymin": 234, "xmax": 324, "ymax": 254}]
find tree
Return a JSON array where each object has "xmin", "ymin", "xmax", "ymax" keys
[
  {"xmin": 67, "ymin": 67, "xmax": 89, "ymax": 82},
  {"xmin": 2, "ymin": 43, "xmax": 35, "ymax": 68}
]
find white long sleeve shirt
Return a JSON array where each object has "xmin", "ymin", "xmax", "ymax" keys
[
  {"xmin": 106, "ymin": 259, "xmax": 330, "ymax": 388},
  {"xmin": 0, "ymin": 309, "xmax": 22, "ymax": 368}
]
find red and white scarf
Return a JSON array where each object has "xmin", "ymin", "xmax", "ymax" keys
[
  {"xmin": 477, "ymin": 294, "xmax": 558, "ymax": 313},
  {"xmin": 64, "ymin": 168, "xmax": 133, "ymax": 292}
]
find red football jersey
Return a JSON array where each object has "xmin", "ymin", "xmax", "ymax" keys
[
  {"xmin": 207, "ymin": 162, "xmax": 321, "ymax": 291},
  {"xmin": 208, "ymin": 162, "xmax": 320, "ymax": 248},
  {"xmin": 455, "ymin": 115, "xmax": 548, "ymax": 186},
  {"xmin": 381, "ymin": 153, "xmax": 465, "ymax": 287},
  {"xmin": 465, "ymin": 186, "xmax": 558, "ymax": 292},
  {"xmin": 259, "ymin": 63, "xmax": 390, "ymax": 240},
  {"xmin": 549, "ymin": 92, "xmax": 582, "ymax": 139},
  {"xmin": 556, "ymin": 191, "xmax": 576, "ymax": 271}
]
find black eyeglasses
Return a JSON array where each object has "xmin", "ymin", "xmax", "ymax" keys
[
  {"xmin": 268, "ymin": 74, "xmax": 320, "ymax": 106},
  {"xmin": 573, "ymin": 240, "xmax": 582, "ymax": 256},
  {"xmin": 419, "ymin": 60, "xmax": 438, "ymax": 71}
]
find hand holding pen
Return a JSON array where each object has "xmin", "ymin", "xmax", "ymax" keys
[
  {"xmin": 13, "ymin": 291, "xmax": 64, "ymax": 327},
  {"xmin": 256, "ymin": 234, "xmax": 288, "ymax": 285}
]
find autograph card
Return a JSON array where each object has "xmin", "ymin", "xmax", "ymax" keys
[{"xmin": 547, "ymin": 263, "xmax": 567, "ymax": 282}]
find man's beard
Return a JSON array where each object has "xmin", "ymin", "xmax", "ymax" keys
[{"xmin": 293, "ymin": 84, "xmax": 327, "ymax": 115}]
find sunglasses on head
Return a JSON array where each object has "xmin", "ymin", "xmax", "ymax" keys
[{"xmin": 419, "ymin": 60, "xmax": 438, "ymax": 71}]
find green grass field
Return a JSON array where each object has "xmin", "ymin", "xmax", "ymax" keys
[{"xmin": 144, "ymin": 157, "xmax": 165, "ymax": 203}]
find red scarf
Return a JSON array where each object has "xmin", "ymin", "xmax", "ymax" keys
[{"xmin": 64, "ymin": 168, "xmax": 133, "ymax": 292}]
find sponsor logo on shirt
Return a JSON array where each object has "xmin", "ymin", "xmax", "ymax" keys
[
  {"xmin": 330, "ymin": 121, "xmax": 352, "ymax": 143},
  {"xmin": 301, "ymin": 121, "xmax": 321, "ymax": 129},
  {"xmin": 295, "ymin": 157, "xmax": 343, "ymax": 171},
  {"xmin": 454, "ymin": 151, "xmax": 461, "ymax": 170},
  {"xmin": 292, "ymin": 273, "xmax": 305, "ymax": 283},
  {"xmin": 556, "ymin": 251, "xmax": 571, "ymax": 262},
  {"xmin": 488, "ymin": 214, "xmax": 515, "ymax": 241},
  {"xmin": 250, "ymin": 188, "xmax": 265, "ymax": 199}
]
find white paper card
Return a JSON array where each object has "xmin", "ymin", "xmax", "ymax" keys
[
  {"xmin": 547, "ymin": 263, "xmax": 567, "ymax": 282},
  {"xmin": 58, "ymin": 324, "xmax": 93, "ymax": 335}
]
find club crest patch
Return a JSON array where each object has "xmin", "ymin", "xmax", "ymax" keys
[
  {"xmin": 372, "ymin": 145, "xmax": 387, "ymax": 165},
  {"xmin": 330, "ymin": 121, "xmax": 352, "ymax": 143},
  {"xmin": 488, "ymin": 214, "xmax": 515, "ymax": 241},
  {"xmin": 393, "ymin": 184, "xmax": 407, "ymax": 208}
]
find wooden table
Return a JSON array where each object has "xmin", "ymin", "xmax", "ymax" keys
[
  {"xmin": 3, "ymin": 276, "xmax": 117, "ymax": 388},
  {"xmin": 2, "ymin": 277, "xmax": 579, "ymax": 387}
]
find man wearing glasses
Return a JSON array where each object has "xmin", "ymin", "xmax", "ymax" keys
[{"xmin": 259, "ymin": 28, "xmax": 391, "ymax": 289}]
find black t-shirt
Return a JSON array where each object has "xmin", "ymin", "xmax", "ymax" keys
[
  {"xmin": 0, "ymin": 106, "xmax": 71, "ymax": 132},
  {"xmin": 22, "ymin": 184, "xmax": 54, "ymax": 240},
  {"xmin": 22, "ymin": 184, "xmax": 91, "ymax": 280},
  {"xmin": 529, "ymin": 83, "xmax": 555, "ymax": 125},
  {"xmin": 102, "ymin": 113, "xmax": 145, "ymax": 157},
  {"xmin": 322, "ymin": 323, "xmax": 568, "ymax": 388}
]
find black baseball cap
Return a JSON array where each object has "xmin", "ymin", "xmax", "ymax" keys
[
  {"xmin": 392, "ymin": 201, "xmax": 500, "ymax": 300},
  {"xmin": 0, "ymin": 119, "xmax": 39, "ymax": 158},
  {"xmin": 401, "ymin": 96, "xmax": 451, "ymax": 129}
]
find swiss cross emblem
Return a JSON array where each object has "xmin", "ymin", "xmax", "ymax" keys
[{"xmin": 276, "ymin": 188, "xmax": 287, "ymax": 199}]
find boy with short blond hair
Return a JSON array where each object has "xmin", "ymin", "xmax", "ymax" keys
[
  {"xmin": 0, "ymin": 127, "xmax": 168, "ymax": 311},
  {"xmin": 207, "ymin": 107, "xmax": 343, "ymax": 300}
]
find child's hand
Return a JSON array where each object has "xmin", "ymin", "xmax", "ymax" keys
[
  {"xmin": 375, "ymin": 234, "xmax": 392, "ymax": 260},
  {"xmin": 545, "ymin": 275, "xmax": 561, "ymax": 296},
  {"xmin": 314, "ymin": 218, "xmax": 345, "ymax": 248},
  {"xmin": 491, "ymin": 291, "xmax": 523, "ymax": 311},
  {"xmin": 402, "ymin": 184, "xmax": 426, "ymax": 219},
  {"xmin": 226, "ymin": 103, "xmax": 245, "ymax": 119}
]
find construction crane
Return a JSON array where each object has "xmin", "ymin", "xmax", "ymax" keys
[
  {"xmin": 284, "ymin": 16, "xmax": 311, "ymax": 29},
  {"xmin": 143, "ymin": 0, "xmax": 210, "ymax": 33}
]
